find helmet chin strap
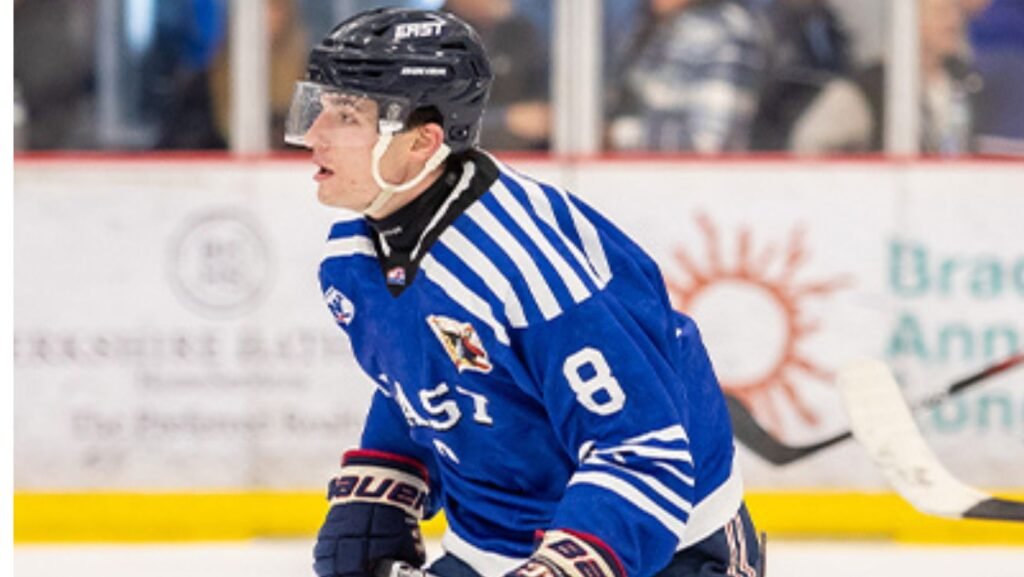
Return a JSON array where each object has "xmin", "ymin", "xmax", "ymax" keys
[{"xmin": 363, "ymin": 131, "xmax": 451, "ymax": 217}]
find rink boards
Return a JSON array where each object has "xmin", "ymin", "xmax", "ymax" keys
[{"xmin": 13, "ymin": 155, "xmax": 1024, "ymax": 542}]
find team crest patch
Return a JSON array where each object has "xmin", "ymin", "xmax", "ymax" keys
[
  {"xmin": 427, "ymin": 315, "xmax": 492, "ymax": 374},
  {"xmin": 324, "ymin": 286, "xmax": 355, "ymax": 325}
]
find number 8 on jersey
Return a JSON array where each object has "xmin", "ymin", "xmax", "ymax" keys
[{"xmin": 563, "ymin": 347, "xmax": 626, "ymax": 416}]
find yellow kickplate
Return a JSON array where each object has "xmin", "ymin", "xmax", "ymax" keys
[{"xmin": 14, "ymin": 491, "xmax": 1024, "ymax": 544}]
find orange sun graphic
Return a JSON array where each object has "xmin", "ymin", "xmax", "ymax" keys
[{"xmin": 666, "ymin": 213, "xmax": 850, "ymax": 438}]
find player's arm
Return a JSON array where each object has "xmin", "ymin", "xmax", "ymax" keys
[
  {"xmin": 507, "ymin": 294, "xmax": 709, "ymax": 577},
  {"xmin": 314, "ymin": 391, "xmax": 441, "ymax": 577},
  {"xmin": 359, "ymin": 390, "xmax": 444, "ymax": 515}
]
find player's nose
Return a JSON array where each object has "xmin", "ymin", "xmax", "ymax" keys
[{"xmin": 304, "ymin": 111, "xmax": 332, "ymax": 150}]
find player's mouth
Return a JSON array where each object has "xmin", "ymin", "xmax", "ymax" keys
[{"xmin": 313, "ymin": 159, "xmax": 335, "ymax": 182}]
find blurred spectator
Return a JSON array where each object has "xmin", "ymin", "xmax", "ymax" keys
[
  {"xmin": 13, "ymin": 0, "xmax": 97, "ymax": 149},
  {"xmin": 749, "ymin": 0, "xmax": 851, "ymax": 151},
  {"xmin": 150, "ymin": 0, "xmax": 228, "ymax": 149},
  {"xmin": 14, "ymin": 81, "xmax": 28, "ymax": 151},
  {"xmin": 605, "ymin": 0, "xmax": 769, "ymax": 153},
  {"xmin": 791, "ymin": 0, "xmax": 983, "ymax": 154},
  {"xmin": 966, "ymin": 0, "xmax": 1024, "ymax": 154},
  {"xmin": 443, "ymin": 0, "xmax": 551, "ymax": 150},
  {"xmin": 209, "ymin": 0, "xmax": 308, "ymax": 149},
  {"xmin": 604, "ymin": 0, "xmax": 644, "ymax": 70}
]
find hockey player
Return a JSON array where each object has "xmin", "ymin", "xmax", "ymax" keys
[{"xmin": 286, "ymin": 8, "xmax": 762, "ymax": 577}]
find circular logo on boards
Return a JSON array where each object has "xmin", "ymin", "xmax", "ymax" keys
[
  {"xmin": 666, "ymin": 212, "xmax": 851, "ymax": 437},
  {"xmin": 168, "ymin": 210, "xmax": 272, "ymax": 318}
]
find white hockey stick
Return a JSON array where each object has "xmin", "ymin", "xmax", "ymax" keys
[{"xmin": 838, "ymin": 359, "xmax": 1024, "ymax": 523}]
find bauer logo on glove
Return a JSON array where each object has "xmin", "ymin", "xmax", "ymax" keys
[{"xmin": 327, "ymin": 470, "xmax": 428, "ymax": 518}]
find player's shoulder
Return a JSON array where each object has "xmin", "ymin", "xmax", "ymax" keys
[
  {"xmin": 421, "ymin": 153, "xmax": 613, "ymax": 331},
  {"xmin": 321, "ymin": 215, "xmax": 375, "ymax": 263}
]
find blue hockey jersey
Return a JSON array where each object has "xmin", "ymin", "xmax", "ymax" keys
[{"xmin": 318, "ymin": 152, "xmax": 743, "ymax": 577}]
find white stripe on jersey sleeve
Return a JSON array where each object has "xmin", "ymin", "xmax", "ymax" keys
[
  {"xmin": 323, "ymin": 236, "xmax": 376, "ymax": 259},
  {"xmin": 625, "ymin": 424, "xmax": 691, "ymax": 445},
  {"xmin": 654, "ymin": 461, "xmax": 696, "ymax": 487},
  {"xmin": 421, "ymin": 254, "xmax": 510, "ymax": 345},
  {"xmin": 569, "ymin": 471, "xmax": 688, "ymax": 540},
  {"xmin": 487, "ymin": 154, "xmax": 611, "ymax": 287},
  {"xmin": 552, "ymin": 184, "xmax": 612, "ymax": 285},
  {"xmin": 499, "ymin": 170, "xmax": 605, "ymax": 290},
  {"xmin": 678, "ymin": 456, "xmax": 743, "ymax": 548},
  {"xmin": 490, "ymin": 179, "xmax": 592, "ymax": 303},
  {"xmin": 593, "ymin": 445, "xmax": 694, "ymax": 465},
  {"xmin": 438, "ymin": 226, "xmax": 528, "ymax": 328},
  {"xmin": 587, "ymin": 455, "xmax": 695, "ymax": 514},
  {"xmin": 465, "ymin": 203, "xmax": 562, "ymax": 321}
]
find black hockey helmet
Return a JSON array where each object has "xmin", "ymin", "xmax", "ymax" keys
[{"xmin": 286, "ymin": 8, "xmax": 493, "ymax": 152}]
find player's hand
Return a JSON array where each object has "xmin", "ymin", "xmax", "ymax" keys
[
  {"xmin": 504, "ymin": 530, "xmax": 625, "ymax": 577},
  {"xmin": 313, "ymin": 450, "xmax": 429, "ymax": 577}
]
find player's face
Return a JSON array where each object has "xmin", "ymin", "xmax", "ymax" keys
[{"xmin": 302, "ymin": 95, "xmax": 411, "ymax": 211}]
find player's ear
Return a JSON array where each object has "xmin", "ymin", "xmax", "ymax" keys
[{"xmin": 410, "ymin": 122, "xmax": 445, "ymax": 159}]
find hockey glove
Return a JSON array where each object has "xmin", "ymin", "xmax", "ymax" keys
[
  {"xmin": 505, "ymin": 530, "xmax": 626, "ymax": 577},
  {"xmin": 313, "ymin": 450, "xmax": 429, "ymax": 577}
]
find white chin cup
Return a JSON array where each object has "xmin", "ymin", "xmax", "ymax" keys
[{"xmin": 363, "ymin": 132, "xmax": 451, "ymax": 216}]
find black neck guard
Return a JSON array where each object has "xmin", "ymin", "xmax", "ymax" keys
[{"xmin": 365, "ymin": 149, "xmax": 499, "ymax": 297}]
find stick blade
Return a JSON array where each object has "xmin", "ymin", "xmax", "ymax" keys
[
  {"xmin": 964, "ymin": 498, "xmax": 1024, "ymax": 523},
  {"xmin": 726, "ymin": 394, "xmax": 805, "ymax": 466},
  {"xmin": 837, "ymin": 359, "xmax": 989, "ymax": 519}
]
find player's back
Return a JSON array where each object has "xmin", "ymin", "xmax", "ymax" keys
[{"xmin": 490, "ymin": 158, "xmax": 738, "ymax": 511}]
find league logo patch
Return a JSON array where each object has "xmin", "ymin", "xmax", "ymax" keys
[
  {"xmin": 427, "ymin": 315, "xmax": 492, "ymax": 374},
  {"xmin": 324, "ymin": 286, "xmax": 355, "ymax": 325},
  {"xmin": 386, "ymin": 266, "xmax": 407, "ymax": 286}
]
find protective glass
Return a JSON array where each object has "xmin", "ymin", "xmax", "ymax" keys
[{"xmin": 284, "ymin": 81, "xmax": 411, "ymax": 148}]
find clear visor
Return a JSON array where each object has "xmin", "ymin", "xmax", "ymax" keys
[{"xmin": 284, "ymin": 81, "xmax": 411, "ymax": 148}]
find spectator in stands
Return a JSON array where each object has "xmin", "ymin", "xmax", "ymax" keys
[
  {"xmin": 605, "ymin": 0, "xmax": 769, "ymax": 153},
  {"xmin": 15, "ymin": 80, "xmax": 28, "ymax": 151},
  {"xmin": 749, "ymin": 0, "xmax": 851, "ymax": 151},
  {"xmin": 443, "ymin": 0, "xmax": 551, "ymax": 150},
  {"xmin": 150, "ymin": 0, "xmax": 228, "ymax": 149},
  {"xmin": 209, "ymin": 0, "xmax": 308, "ymax": 149},
  {"xmin": 791, "ymin": 0, "xmax": 983, "ymax": 154},
  {"xmin": 965, "ymin": 0, "xmax": 1024, "ymax": 154},
  {"xmin": 13, "ymin": 0, "xmax": 97, "ymax": 149}
]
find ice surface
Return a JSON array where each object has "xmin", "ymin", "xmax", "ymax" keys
[{"xmin": 13, "ymin": 539, "xmax": 1024, "ymax": 577}]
